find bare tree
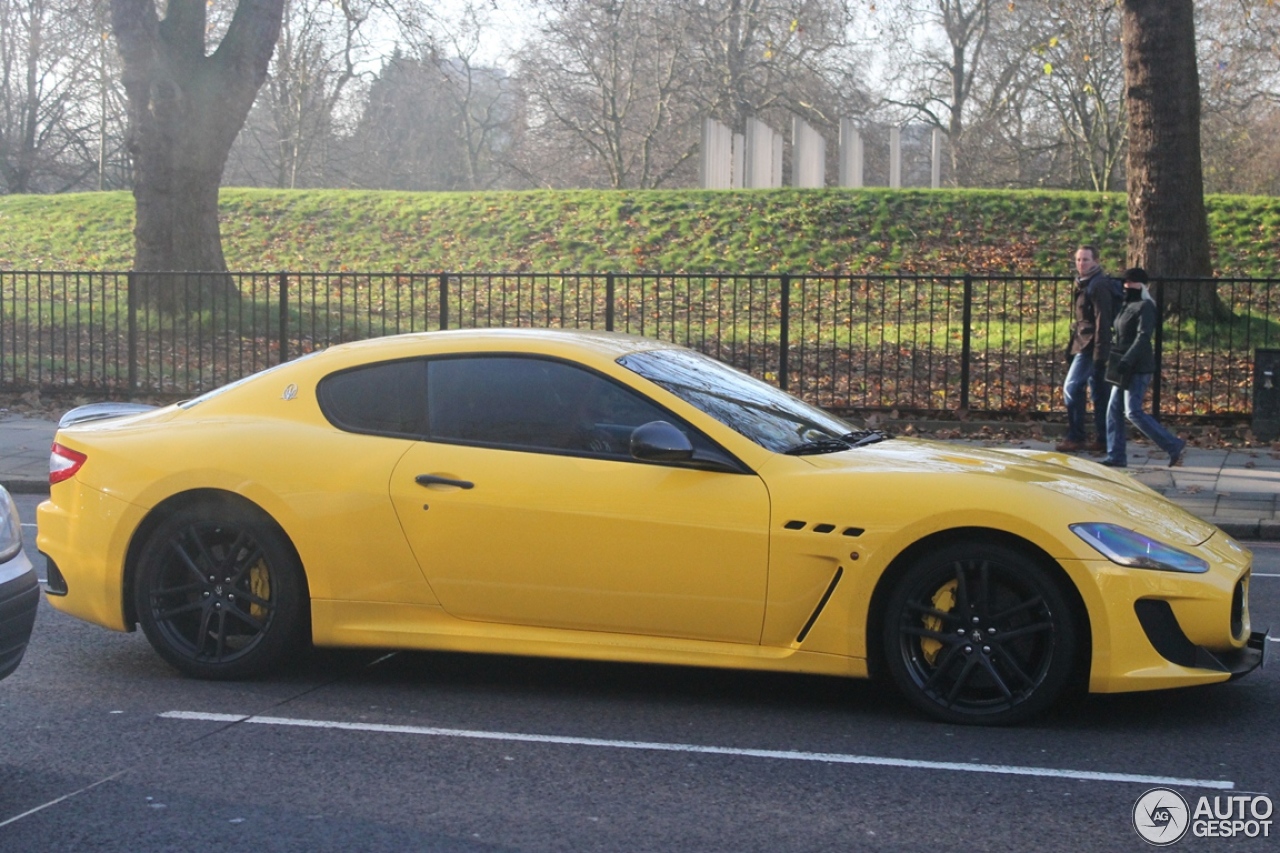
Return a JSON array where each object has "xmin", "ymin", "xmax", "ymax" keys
[
  {"xmin": 229, "ymin": 0, "xmax": 368, "ymax": 189},
  {"xmin": 1196, "ymin": 0, "xmax": 1280, "ymax": 194},
  {"xmin": 1122, "ymin": 0, "xmax": 1224, "ymax": 319},
  {"xmin": 111, "ymin": 0, "xmax": 283, "ymax": 303},
  {"xmin": 419, "ymin": 3, "xmax": 518, "ymax": 191},
  {"xmin": 689, "ymin": 0, "xmax": 856, "ymax": 135},
  {"xmin": 348, "ymin": 50, "xmax": 513, "ymax": 191},
  {"xmin": 867, "ymin": 0, "xmax": 1007, "ymax": 185},
  {"xmin": 515, "ymin": 0, "xmax": 697, "ymax": 189},
  {"xmin": 1028, "ymin": 0, "xmax": 1127, "ymax": 191},
  {"xmin": 0, "ymin": 0, "xmax": 103, "ymax": 193}
]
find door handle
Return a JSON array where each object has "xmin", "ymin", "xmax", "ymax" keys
[{"xmin": 415, "ymin": 474, "xmax": 475, "ymax": 490}]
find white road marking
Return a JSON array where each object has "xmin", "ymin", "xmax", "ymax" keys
[
  {"xmin": 161, "ymin": 711, "xmax": 1235, "ymax": 790},
  {"xmin": 20, "ymin": 523, "xmax": 36, "ymax": 529},
  {"xmin": 0, "ymin": 771, "xmax": 128, "ymax": 829},
  {"xmin": 1252, "ymin": 572, "xmax": 1280, "ymax": 578}
]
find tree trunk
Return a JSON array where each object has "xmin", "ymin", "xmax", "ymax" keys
[
  {"xmin": 111, "ymin": 0, "xmax": 283, "ymax": 311},
  {"xmin": 1122, "ymin": 0, "xmax": 1228, "ymax": 320}
]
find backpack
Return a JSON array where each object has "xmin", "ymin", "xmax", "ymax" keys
[
  {"xmin": 1087, "ymin": 273, "xmax": 1124, "ymax": 309},
  {"xmin": 1107, "ymin": 275, "xmax": 1124, "ymax": 307}
]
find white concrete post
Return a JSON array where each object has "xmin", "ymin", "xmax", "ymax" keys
[
  {"xmin": 839, "ymin": 119, "xmax": 863, "ymax": 188},
  {"xmin": 700, "ymin": 118, "xmax": 733, "ymax": 189},
  {"xmin": 792, "ymin": 117, "xmax": 826, "ymax": 188},
  {"xmin": 772, "ymin": 128, "xmax": 784, "ymax": 188},
  {"xmin": 732, "ymin": 133, "xmax": 745, "ymax": 188},
  {"xmin": 890, "ymin": 126, "xmax": 902, "ymax": 189},
  {"xmin": 931, "ymin": 128, "xmax": 942, "ymax": 189},
  {"xmin": 745, "ymin": 118, "xmax": 777, "ymax": 188}
]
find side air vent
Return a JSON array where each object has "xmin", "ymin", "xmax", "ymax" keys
[
  {"xmin": 783, "ymin": 521, "xmax": 864, "ymax": 537},
  {"xmin": 796, "ymin": 567, "xmax": 844, "ymax": 643}
]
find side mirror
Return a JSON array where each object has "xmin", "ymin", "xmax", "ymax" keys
[{"xmin": 629, "ymin": 420, "xmax": 694, "ymax": 462}]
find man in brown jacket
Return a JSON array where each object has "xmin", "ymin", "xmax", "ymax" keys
[{"xmin": 1056, "ymin": 245, "xmax": 1117, "ymax": 452}]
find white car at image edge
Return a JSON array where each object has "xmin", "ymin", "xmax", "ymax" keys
[{"xmin": 0, "ymin": 485, "xmax": 38, "ymax": 680}]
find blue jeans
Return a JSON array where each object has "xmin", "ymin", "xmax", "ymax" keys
[
  {"xmin": 1063, "ymin": 353, "xmax": 1107, "ymax": 443},
  {"xmin": 1105, "ymin": 372, "xmax": 1184, "ymax": 464}
]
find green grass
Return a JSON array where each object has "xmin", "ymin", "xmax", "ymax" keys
[{"xmin": 2, "ymin": 186, "xmax": 1279, "ymax": 277}]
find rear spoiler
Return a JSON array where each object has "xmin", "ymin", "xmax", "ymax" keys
[{"xmin": 58, "ymin": 402, "xmax": 160, "ymax": 429}]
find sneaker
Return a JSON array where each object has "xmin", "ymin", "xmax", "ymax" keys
[
  {"xmin": 1168, "ymin": 440, "xmax": 1187, "ymax": 468},
  {"xmin": 1099, "ymin": 458, "xmax": 1126, "ymax": 468},
  {"xmin": 1055, "ymin": 439, "xmax": 1085, "ymax": 452}
]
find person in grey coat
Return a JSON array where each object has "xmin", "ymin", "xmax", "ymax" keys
[{"xmin": 1100, "ymin": 267, "xmax": 1187, "ymax": 468}]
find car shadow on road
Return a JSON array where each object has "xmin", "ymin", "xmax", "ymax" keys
[{"xmin": 303, "ymin": 646, "xmax": 916, "ymax": 722}]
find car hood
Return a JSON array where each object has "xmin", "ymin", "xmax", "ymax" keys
[{"xmin": 794, "ymin": 437, "xmax": 1218, "ymax": 548}]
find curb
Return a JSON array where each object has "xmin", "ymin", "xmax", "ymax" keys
[
  {"xmin": 1, "ymin": 478, "xmax": 50, "ymax": 495},
  {"xmin": 1203, "ymin": 519, "xmax": 1280, "ymax": 542}
]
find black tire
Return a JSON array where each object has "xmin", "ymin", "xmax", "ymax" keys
[
  {"xmin": 134, "ymin": 503, "xmax": 308, "ymax": 679},
  {"xmin": 882, "ymin": 542, "xmax": 1078, "ymax": 725}
]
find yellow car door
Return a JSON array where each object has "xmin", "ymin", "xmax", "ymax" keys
[{"xmin": 387, "ymin": 355, "xmax": 770, "ymax": 644}]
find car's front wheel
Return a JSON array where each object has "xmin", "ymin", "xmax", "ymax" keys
[
  {"xmin": 882, "ymin": 542, "xmax": 1079, "ymax": 725},
  {"xmin": 134, "ymin": 504, "xmax": 308, "ymax": 679}
]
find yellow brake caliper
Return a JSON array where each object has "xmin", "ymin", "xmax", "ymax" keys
[
  {"xmin": 921, "ymin": 579, "xmax": 957, "ymax": 665},
  {"xmin": 249, "ymin": 560, "xmax": 271, "ymax": 620}
]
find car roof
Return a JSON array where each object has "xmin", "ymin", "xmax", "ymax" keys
[{"xmin": 318, "ymin": 327, "xmax": 683, "ymax": 363}]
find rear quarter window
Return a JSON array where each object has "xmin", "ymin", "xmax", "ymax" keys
[{"xmin": 317, "ymin": 358, "xmax": 428, "ymax": 438}]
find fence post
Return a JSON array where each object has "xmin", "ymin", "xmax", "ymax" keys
[
  {"xmin": 605, "ymin": 272, "xmax": 616, "ymax": 332},
  {"xmin": 960, "ymin": 274, "xmax": 973, "ymax": 411},
  {"xmin": 1152, "ymin": 279, "xmax": 1165, "ymax": 416},
  {"xmin": 438, "ymin": 273, "xmax": 449, "ymax": 330},
  {"xmin": 779, "ymin": 274, "xmax": 791, "ymax": 391},
  {"xmin": 127, "ymin": 271, "xmax": 138, "ymax": 394},
  {"xmin": 277, "ymin": 272, "xmax": 289, "ymax": 364}
]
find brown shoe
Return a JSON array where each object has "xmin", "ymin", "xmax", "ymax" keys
[
  {"xmin": 1055, "ymin": 439, "xmax": 1084, "ymax": 452},
  {"xmin": 1086, "ymin": 441, "xmax": 1107, "ymax": 452}
]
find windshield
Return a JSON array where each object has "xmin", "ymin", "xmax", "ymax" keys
[{"xmin": 618, "ymin": 349, "xmax": 879, "ymax": 454}]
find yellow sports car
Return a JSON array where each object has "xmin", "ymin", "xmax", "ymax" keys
[{"xmin": 36, "ymin": 329, "xmax": 1267, "ymax": 724}]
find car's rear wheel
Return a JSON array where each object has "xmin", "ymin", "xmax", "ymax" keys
[
  {"xmin": 882, "ymin": 542, "xmax": 1078, "ymax": 725},
  {"xmin": 134, "ymin": 504, "xmax": 308, "ymax": 679}
]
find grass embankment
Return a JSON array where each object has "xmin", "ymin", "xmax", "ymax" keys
[{"xmin": 0, "ymin": 187, "xmax": 1277, "ymax": 277}]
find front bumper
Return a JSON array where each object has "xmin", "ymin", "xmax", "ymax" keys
[
  {"xmin": 1134, "ymin": 597, "xmax": 1268, "ymax": 678},
  {"xmin": 1072, "ymin": 528, "xmax": 1262, "ymax": 693},
  {"xmin": 0, "ymin": 549, "xmax": 40, "ymax": 680}
]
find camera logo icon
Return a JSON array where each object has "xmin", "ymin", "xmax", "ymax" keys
[{"xmin": 1133, "ymin": 787, "xmax": 1191, "ymax": 846}]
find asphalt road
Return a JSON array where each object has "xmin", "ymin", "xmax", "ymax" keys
[{"xmin": 3, "ymin": 491, "xmax": 1278, "ymax": 852}]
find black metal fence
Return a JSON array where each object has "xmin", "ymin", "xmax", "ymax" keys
[{"xmin": 2, "ymin": 270, "xmax": 1277, "ymax": 418}]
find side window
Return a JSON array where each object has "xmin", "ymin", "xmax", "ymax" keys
[
  {"xmin": 318, "ymin": 358, "xmax": 428, "ymax": 438},
  {"xmin": 425, "ymin": 356, "xmax": 693, "ymax": 457}
]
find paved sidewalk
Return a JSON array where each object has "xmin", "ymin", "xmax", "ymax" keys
[{"xmin": 5, "ymin": 412, "xmax": 1280, "ymax": 540}]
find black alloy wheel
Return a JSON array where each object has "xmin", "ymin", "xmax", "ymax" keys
[
  {"xmin": 134, "ymin": 504, "xmax": 308, "ymax": 679},
  {"xmin": 883, "ymin": 542, "xmax": 1078, "ymax": 725}
]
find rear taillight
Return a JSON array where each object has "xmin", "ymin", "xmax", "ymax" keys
[{"xmin": 50, "ymin": 443, "xmax": 87, "ymax": 485}]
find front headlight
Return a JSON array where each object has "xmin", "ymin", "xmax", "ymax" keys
[
  {"xmin": 0, "ymin": 486, "xmax": 21, "ymax": 563},
  {"xmin": 1070, "ymin": 522, "xmax": 1208, "ymax": 574}
]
